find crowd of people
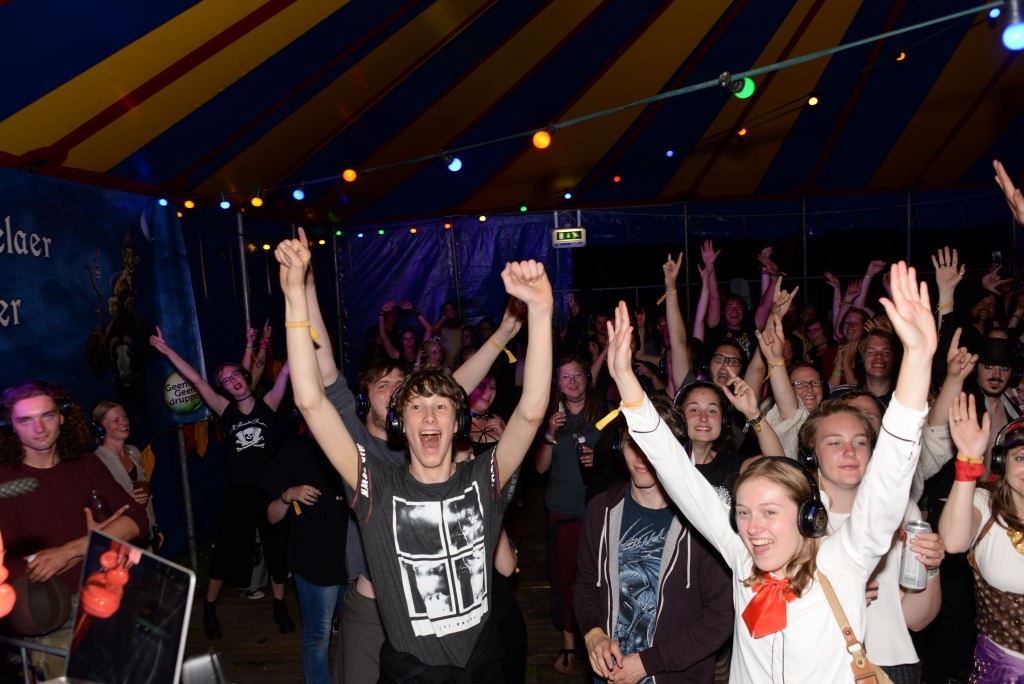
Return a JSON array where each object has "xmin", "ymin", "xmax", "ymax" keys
[{"xmin": 1, "ymin": 161, "xmax": 1023, "ymax": 683}]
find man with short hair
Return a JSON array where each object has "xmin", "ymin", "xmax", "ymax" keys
[
  {"xmin": 0, "ymin": 381, "xmax": 145, "ymax": 678},
  {"xmin": 971, "ymin": 336, "xmax": 1022, "ymax": 469},
  {"xmin": 287, "ymin": 230, "xmax": 544, "ymax": 681},
  {"xmin": 858, "ymin": 329, "xmax": 899, "ymax": 406},
  {"xmin": 574, "ymin": 400, "xmax": 733, "ymax": 684}
]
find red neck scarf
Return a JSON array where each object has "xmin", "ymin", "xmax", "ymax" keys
[{"xmin": 742, "ymin": 574, "xmax": 796, "ymax": 638}]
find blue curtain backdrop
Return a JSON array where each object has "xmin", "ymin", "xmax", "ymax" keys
[
  {"xmin": 336, "ymin": 215, "xmax": 573, "ymax": 382},
  {"xmin": 0, "ymin": 166, "xmax": 204, "ymax": 560}
]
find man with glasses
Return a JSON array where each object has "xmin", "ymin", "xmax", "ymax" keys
[{"xmin": 149, "ymin": 328, "xmax": 294, "ymax": 639}]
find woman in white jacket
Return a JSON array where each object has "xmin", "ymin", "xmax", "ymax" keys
[{"xmin": 603, "ymin": 262, "xmax": 934, "ymax": 683}]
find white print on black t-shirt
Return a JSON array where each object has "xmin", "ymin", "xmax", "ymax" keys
[
  {"xmin": 229, "ymin": 418, "xmax": 266, "ymax": 452},
  {"xmin": 393, "ymin": 482, "xmax": 488, "ymax": 637}
]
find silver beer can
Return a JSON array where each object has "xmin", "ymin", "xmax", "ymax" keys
[{"xmin": 898, "ymin": 520, "xmax": 932, "ymax": 590}]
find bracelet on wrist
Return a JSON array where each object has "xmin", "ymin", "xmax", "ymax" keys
[
  {"xmin": 927, "ymin": 566, "xmax": 940, "ymax": 578},
  {"xmin": 583, "ymin": 627, "xmax": 605, "ymax": 648}
]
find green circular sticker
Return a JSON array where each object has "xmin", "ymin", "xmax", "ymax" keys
[{"xmin": 163, "ymin": 372, "xmax": 202, "ymax": 414}]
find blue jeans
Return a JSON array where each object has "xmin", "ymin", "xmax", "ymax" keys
[{"xmin": 293, "ymin": 574, "xmax": 346, "ymax": 684}]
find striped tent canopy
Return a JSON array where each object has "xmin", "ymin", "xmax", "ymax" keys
[{"xmin": 2, "ymin": 0, "xmax": 1023, "ymax": 226}]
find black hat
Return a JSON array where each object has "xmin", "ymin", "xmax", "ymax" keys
[{"xmin": 977, "ymin": 337, "xmax": 1018, "ymax": 368}]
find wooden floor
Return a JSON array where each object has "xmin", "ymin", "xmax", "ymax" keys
[{"xmin": 182, "ymin": 474, "xmax": 593, "ymax": 683}]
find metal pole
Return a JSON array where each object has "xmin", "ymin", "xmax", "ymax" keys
[
  {"xmin": 801, "ymin": 198, "xmax": 808, "ymax": 304},
  {"xmin": 333, "ymin": 231, "xmax": 345, "ymax": 374},
  {"xmin": 236, "ymin": 213, "xmax": 252, "ymax": 328},
  {"xmin": 683, "ymin": 203, "xmax": 692, "ymax": 321},
  {"xmin": 177, "ymin": 424, "xmax": 199, "ymax": 571},
  {"xmin": 449, "ymin": 221, "xmax": 463, "ymax": 319},
  {"xmin": 906, "ymin": 192, "xmax": 912, "ymax": 262}
]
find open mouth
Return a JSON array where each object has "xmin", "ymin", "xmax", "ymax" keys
[
  {"xmin": 749, "ymin": 538, "xmax": 773, "ymax": 555},
  {"xmin": 420, "ymin": 431, "xmax": 441, "ymax": 449}
]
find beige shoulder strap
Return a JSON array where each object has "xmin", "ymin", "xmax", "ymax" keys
[{"xmin": 816, "ymin": 572, "xmax": 877, "ymax": 680}]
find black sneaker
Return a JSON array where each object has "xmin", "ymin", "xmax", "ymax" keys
[{"xmin": 203, "ymin": 602, "xmax": 222, "ymax": 640}]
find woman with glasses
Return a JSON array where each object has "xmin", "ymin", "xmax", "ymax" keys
[
  {"xmin": 149, "ymin": 327, "xmax": 294, "ymax": 640},
  {"xmin": 536, "ymin": 354, "xmax": 602, "ymax": 673}
]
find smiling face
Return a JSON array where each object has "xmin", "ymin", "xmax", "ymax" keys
[
  {"xmin": 813, "ymin": 411, "xmax": 872, "ymax": 494},
  {"xmin": 724, "ymin": 298, "xmax": 745, "ymax": 329},
  {"xmin": 367, "ymin": 368, "xmax": 405, "ymax": 428},
  {"xmin": 100, "ymin": 404, "xmax": 130, "ymax": 442},
  {"xmin": 557, "ymin": 361, "xmax": 588, "ymax": 404},
  {"xmin": 680, "ymin": 387, "xmax": 723, "ymax": 444},
  {"xmin": 790, "ymin": 366, "xmax": 824, "ymax": 412},
  {"xmin": 861, "ymin": 334, "xmax": 895, "ymax": 381},
  {"xmin": 403, "ymin": 392, "xmax": 457, "ymax": 478},
  {"xmin": 841, "ymin": 311, "xmax": 866, "ymax": 343},
  {"xmin": 469, "ymin": 378, "xmax": 496, "ymax": 413},
  {"xmin": 734, "ymin": 477, "xmax": 802, "ymax": 575},
  {"xmin": 11, "ymin": 394, "xmax": 63, "ymax": 457},
  {"xmin": 806, "ymin": 321, "xmax": 827, "ymax": 346},
  {"xmin": 1006, "ymin": 446, "xmax": 1024, "ymax": 504}
]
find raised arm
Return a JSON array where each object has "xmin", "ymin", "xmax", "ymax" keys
[
  {"xmin": 242, "ymin": 325, "xmax": 257, "ymax": 372},
  {"xmin": 294, "ymin": 228, "xmax": 341, "ymax": 387},
  {"xmin": 931, "ymin": 247, "xmax": 963, "ymax": 328},
  {"xmin": 756, "ymin": 313, "xmax": 798, "ymax": 420},
  {"xmin": 453, "ymin": 301, "xmax": 523, "ymax": 393},
  {"xmin": 251, "ymin": 321, "xmax": 271, "ymax": 388},
  {"xmin": 662, "ymin": 253, "xmax": 691, "ymax": 392},
  {"xmin": 939, "ymin": 393, "xmax": 988, "ymax": 553},
  {"xmin": 276, "ymin": 239, "xmax": 359, "ymax": 488},
  {"xmin": 723, "ymin": 371, "xmax": 784, "ymax": 457},
  {"xmin": 857, "ymin": 259, "xmax": 886, "ymax": 309},
  {"xmin": 753, "ymin": 247, "xmax": 779, "ymax": 330},
  {"xmin": 148, "ymin": 326, "xmax": 228, "ymax": 416},
  {"xmin": 994, "ymin": 159, "xmax": 1024, "ymax": 224},
  {"xmin": 701, "ymin": 240, "xmax": 722, "ymax": 329},
  {"xmin": 606, "ymin": 301, "xmax": 746, "ymax": 563},
  {"xmin": 882, "ymin": 262, "xmax": 937, "ymax": 412},
  {"xmin": 494, "ymin": 261, "xmax": 553, "ymax": 488},
  {"xmin": 262, "ymin": 361, "xmax": 292, "ymax": 412},
  {"xmin": 692, "ymin": 262, "xmax": 713, "ymax": 342}
]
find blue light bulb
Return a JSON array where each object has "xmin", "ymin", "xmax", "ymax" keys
[
  {"xmin": 157, "ymin": 198, "xmax": 169, "ymax": 207},
  {"xmin": 665, "ymin": 150, "xmax": 675, "ymax": 158},
  {"xmin": 447, "ymin": 157, "xmax": 463, "ymax": 172},
  {"xmin": 1004, "ymin": 22, "xmax": 1024, "ymax": 50},
  {"xmin": 220, "ymin": 199, "xmax": 230, "ymax": 210},
  {"xmin": 990, "ymin": 8, "xmax": 1002, "ymax": 19},
  {"xmin": 292, "ymin": 188, "xmax": 305, "ymax": 201},
  {"xmin": 564, "ymin": 191, "xmax": 573, "ymax": 200}
]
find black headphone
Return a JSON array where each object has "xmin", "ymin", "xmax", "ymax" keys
[
  {"xmin": 355, "ymin": 392, "xmax": 370, "ymax": 420},
  {"xmin": 730, "ymin": 457, "xmax": 828, "ymax": 538},
  {"xmin": 93, "ymin": 422, "xmax": 106, "ymax": 440},
  {"xmin": 991, "ymin": 415, "xmax": 1024, "ymax": 476},
  {"xmin": 385, "ymin": 383, "xmax": 470, "ymax": 444}
]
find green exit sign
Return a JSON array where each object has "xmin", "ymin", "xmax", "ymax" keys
[{"xmin": 552, "ymin": 227, "xmax": 586, "ymax": 248}]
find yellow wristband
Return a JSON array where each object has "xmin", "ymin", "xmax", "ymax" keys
[
  {"xmin": 285, "ymin": 320, "xmax": 320, "ymax": 341},
  {"xmin": 656, "ymin": 288, "xmax": 677, "ymax": 306},
  {"xmin": 595, "ymin": 408, "xmax": 620, "ymax": 431},
  {"xmin": 619, "ymin": 398, "xmax": 644, "ymax": 408},
  {"xmin": 487, "ymin": 337, "xmax": 517, "ymax": 363},
  {"xmin": 956, "ymin": 453, "xmax": 984, "ymax": 465},
  {"xmin": 583, "ymin": 627, "xmax": 605, "ymax": 647}
]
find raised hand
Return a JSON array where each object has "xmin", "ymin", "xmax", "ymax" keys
[
  {"xmin": 496, "ymin": 300, "xmax": 524, "ymax": 339},
  {"xmin": 246, "ymin": 326, "xmax": 257, "ymax": 345},
  {"xmin": 757, "ymin": 247, "xmax": 780, "ymax": 276},
  {"xmin": 865, "ymin": 259, "xmax": 886, "ymax": 278},
  {"xmin": 930, "ymin": 246, "xmax": 964, "ymax": 295},
  {"xmin": 877, "ymin": 262, "xmax": 936, "ymax": 356},
  {"xmin": 771, "ymin": 279, "xmax": 799, "ymax": 318},
  {"xmin": 722, "ymin": 375, "xmax": 760, "ymax": 421},
  {"xmin": 994, "ymin": 159, "xmax": 1024, "ymax": 224},
  {"xmin": 149, "ymin": 325, "xmax": 171, "ymax": 355},
  {"xmin": 843, "ymin": 278, "xmax": 862, "ymax": 302},
  {"xmin": 823, "ymin": 271, "xmax": 840, "ymax": 290},
  {"xmin": 949, "ymin": 392, "xmax": 990, "ymax": 458},
  {"xmin": 663, "ymin": 252, "xmax": 683, "ymax": 288},
  {"xmin": 701, "ymin": 240, "xmax": 720, "ymax": 267},
  {"xmin": 274, "ymin": 237, "xmax": 311, "ymax": 293},
  {"xmin": 755, "ymin": 313, "xmax": 784, "ymax": 364},
  {"xmin": 606, "ymin": 302, "xmax": 636, "ymax": 383},
  {"xmin": 945, "ymin": 328, "xmax": 978, "ymax": 383},
  {"xmin": 981, "ymin": 265, "xmax": 1013, "ymax": 294},
  {"xmin": 500, "ymin": 260, "xmax": 553, "ymax": 308}
]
